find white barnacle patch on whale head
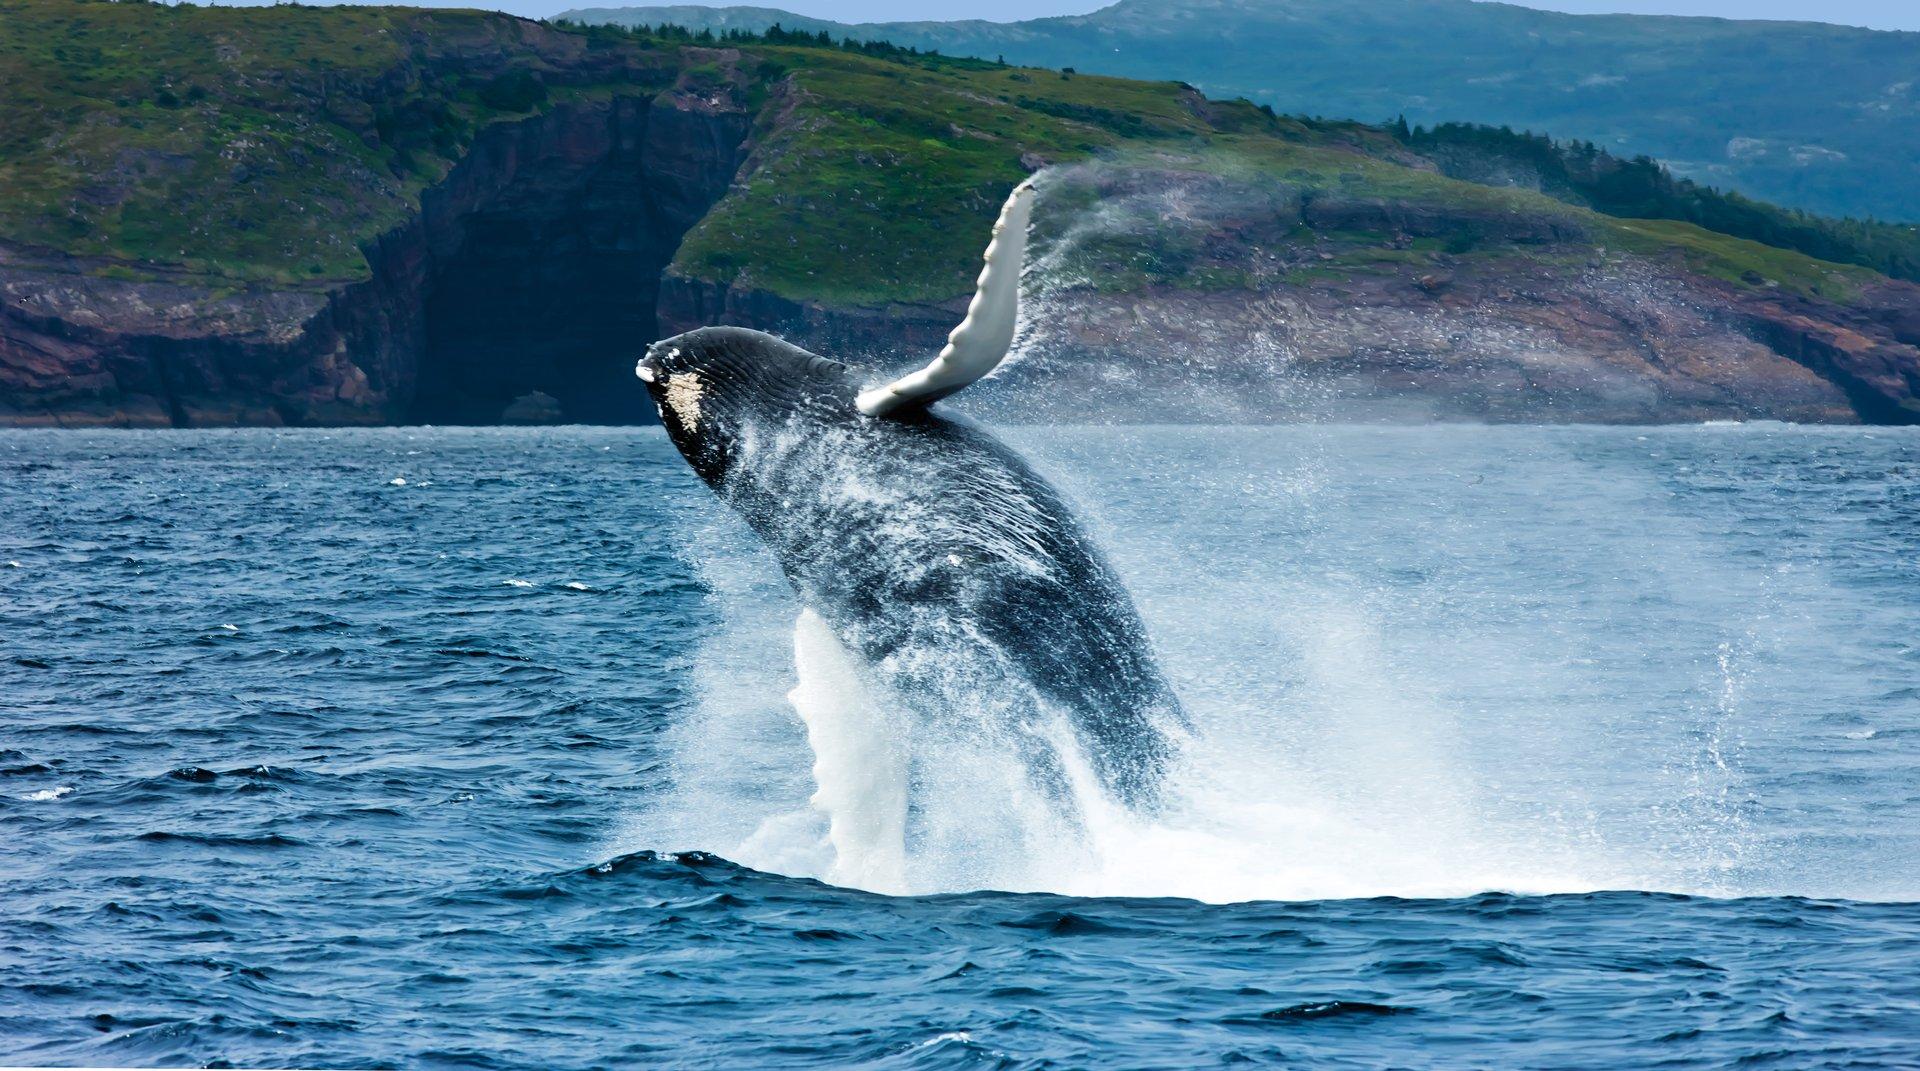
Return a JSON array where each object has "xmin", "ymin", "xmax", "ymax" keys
[
  {"xmin": 664, "ymin": 369, "xmax": 705, "ymax": 429},
  {"xmin": 636, "ymin": 345, "xmax": 707, "ymax": 429},
  {"xmin": 637, "ymin": 327, "xmax": 858, "ymax": 463}
]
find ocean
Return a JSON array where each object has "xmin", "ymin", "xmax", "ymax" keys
[{"xmin": 4, "ymin": 423, "xmax": 1918, "ymax": 1068}]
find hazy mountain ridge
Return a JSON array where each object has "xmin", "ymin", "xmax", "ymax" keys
[{"xmin": 564, "ymin": 0, "xmax": 1920, "ymax": 222}]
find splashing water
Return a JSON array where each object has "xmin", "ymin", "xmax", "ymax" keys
[
  {"xmin": 609, "ymin": 170, "xmax": 1914, "ymax": 904},
  {"xmin": 737, "ymin": 605, "xmax": 1608, "ymax": 902},
  {"xmin": 609, "ymin": 422, "xmax": 1920, "ymax": 902},
  {"xmin": 787, "ymin": 609, "xmax": 906, "ymax": 891}
]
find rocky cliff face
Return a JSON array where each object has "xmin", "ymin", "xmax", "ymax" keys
[
  {"xmin": 975, "ymin": 267, "xmax": 1868, "ymax": 424},
  {"xmin": 656, "ymin": 179, "xmax": 1920, "ymax": 426},
  {"xmin": 0, "ymin": 76, "xmax": 751, "ymax": 428},
  {"xmin": 3, "ymin": 62, "xmax": 1920, "ymax": 428},
  {"xmin": 409, "ymin": 88, "xmax": 750, "ymax": 425},
  {"xmin": 663, "ymin": 263, "xmax": 1919, "ymax": 426},
  {"xmin": 3, "ymin": 4, "xmax": 1920, "ymax": 431}
]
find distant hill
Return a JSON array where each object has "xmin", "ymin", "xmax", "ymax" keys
[{"xmin": 562, "ymin": 0, "xmax": 1920, "ymax": 222}]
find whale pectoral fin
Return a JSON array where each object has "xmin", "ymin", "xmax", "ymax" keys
[{"xmin": 856, "ymin": 179, "xmax": 1036, "ymax": 418}]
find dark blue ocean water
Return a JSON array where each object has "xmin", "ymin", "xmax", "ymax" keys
[{"xmin": 4, "ymin": 424, "xmax": 1919, "ymax": 1069}]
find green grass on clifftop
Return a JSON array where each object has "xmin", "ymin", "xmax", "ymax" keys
[
  {"xmin": 0, "ymin": 0, "xmax": 1902, "ymax": 310},
  {"xmin": 563, "ymin": 0, "xmax": 1920, "ymax": 223},
  {"xmin": 671, "ymin": 48, "xmax": 1231, "ymax": 303},
  {"xmin": 0, "ymin": 0, "xmax": 672, "ymax": 285}
]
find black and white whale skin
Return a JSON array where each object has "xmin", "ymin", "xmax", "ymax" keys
[{"xmin": 637, "ymin": 325, "xmax": 1183, "ymax": 808}]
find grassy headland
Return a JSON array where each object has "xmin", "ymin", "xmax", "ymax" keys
[
  {"xmin": 0, "ymin": 0, "xmax": 1904, "ymax": 310},
  {"xmin": 563, "ymin": 0, "xmax": 1920, "ymax": 223}
]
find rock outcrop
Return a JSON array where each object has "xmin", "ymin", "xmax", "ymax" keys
[
  {"xmin": 654, "ymin": 179, "xmax": 1920, "ymax": 425},
  {"xmin": 10, "ymin": 132, "xmax": 1919, "ymax": 426},
  {"xmin": 0, "ymin": 78, "xmax": 752, "ymax": 428},
  {"xmin": 978, "ymin": 266, "xmax": 1874, "ymax": 424}
]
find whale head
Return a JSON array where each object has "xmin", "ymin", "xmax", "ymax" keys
[
  {"xmin": 636, "ymin": 179, "xmax": 1035, "ymax": 486},
  {"xmin": 636, "ymin": 326, "xmax": 856, "ymax": 485}
]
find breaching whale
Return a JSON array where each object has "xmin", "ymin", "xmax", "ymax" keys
[{"xmin": 637, "ymin": 180, "xmax": 1183, "ymax": 810}]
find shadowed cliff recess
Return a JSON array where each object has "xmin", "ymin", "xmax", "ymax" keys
[
  {"xmin": 1, "ymin": 1, "xmax": 1917, "ymax": 425},
  {"xmin": 409, "ymin": 96, "xmax": 747, "ymax": 425},
  {"xmin": 0, "ymin": 86, "xmax": 746, "ymax": 427}
]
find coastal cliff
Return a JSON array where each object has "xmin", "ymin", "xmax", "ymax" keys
[
  {"xmin": 1, "ymin": 1, "xmax": 1915, "ymax": 426},
  {"xmin": 1, "ymin": 88, "xmax": 749, "ymax": 427},
  {"xmin": 657, "ymin": 168, "xmax": 1920, "ymax": 425},
  {"xmin": 0, "ymin": 2, "xmax": 757, "ymax": 426}
]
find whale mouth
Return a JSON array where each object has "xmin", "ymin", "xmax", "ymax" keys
[
  {"xmin": 637, "ymin": 339, "xmax": 693, "ymax": 386},
  {"xmin": 637, "ymin": 342, "xmax": 680, "ymax": 385}
]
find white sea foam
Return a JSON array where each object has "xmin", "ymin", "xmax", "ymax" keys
[
  {"xmin": 605, "ymin": 423, "xmax": 1865, "ymax": 903},
  {"xmin": 725, "ymin": 599, "xmax": 1608, "ymax": 902},
  {"xmin": 21, "ymin": 787, "xmax": 72, "ymax": 801},
  {"xmin": 504, "ymin": 579, "xmax": 535, "ymax": 588},
  {"xmin": 787, "ymin": 610, "xmax": 908, "ymax": 891}
]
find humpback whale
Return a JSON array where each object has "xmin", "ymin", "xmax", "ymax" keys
[{"xmin": 638, "ymin": 180, "xmax": 1183, "ymax": 810}]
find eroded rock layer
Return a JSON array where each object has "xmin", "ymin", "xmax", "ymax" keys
[{"xmin": 0, "ymin": 86, "xmax": 749, "ymax": 428}]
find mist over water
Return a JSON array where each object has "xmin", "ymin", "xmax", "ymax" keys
[
  {"xmin": 621, "ymin": 423, "xmax": 1920, "ymax": 904},
  {"xmin": 1010, "ymin": 165, "xmax": 1319, "ymax": 414}
]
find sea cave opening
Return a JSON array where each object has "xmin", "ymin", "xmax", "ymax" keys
[{"xmin": 405, "ymin": 102, "xmax": 741, "ymax": 427}]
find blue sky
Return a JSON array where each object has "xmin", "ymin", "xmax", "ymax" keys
[{"xmin": 205, "ymin": 0, "xmax": 1920, "ymax": 32}]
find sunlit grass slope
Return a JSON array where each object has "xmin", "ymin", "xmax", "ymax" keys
[{"xmin": 0, "ymin": 0, "xmax": 1893, "ymax": 308}]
